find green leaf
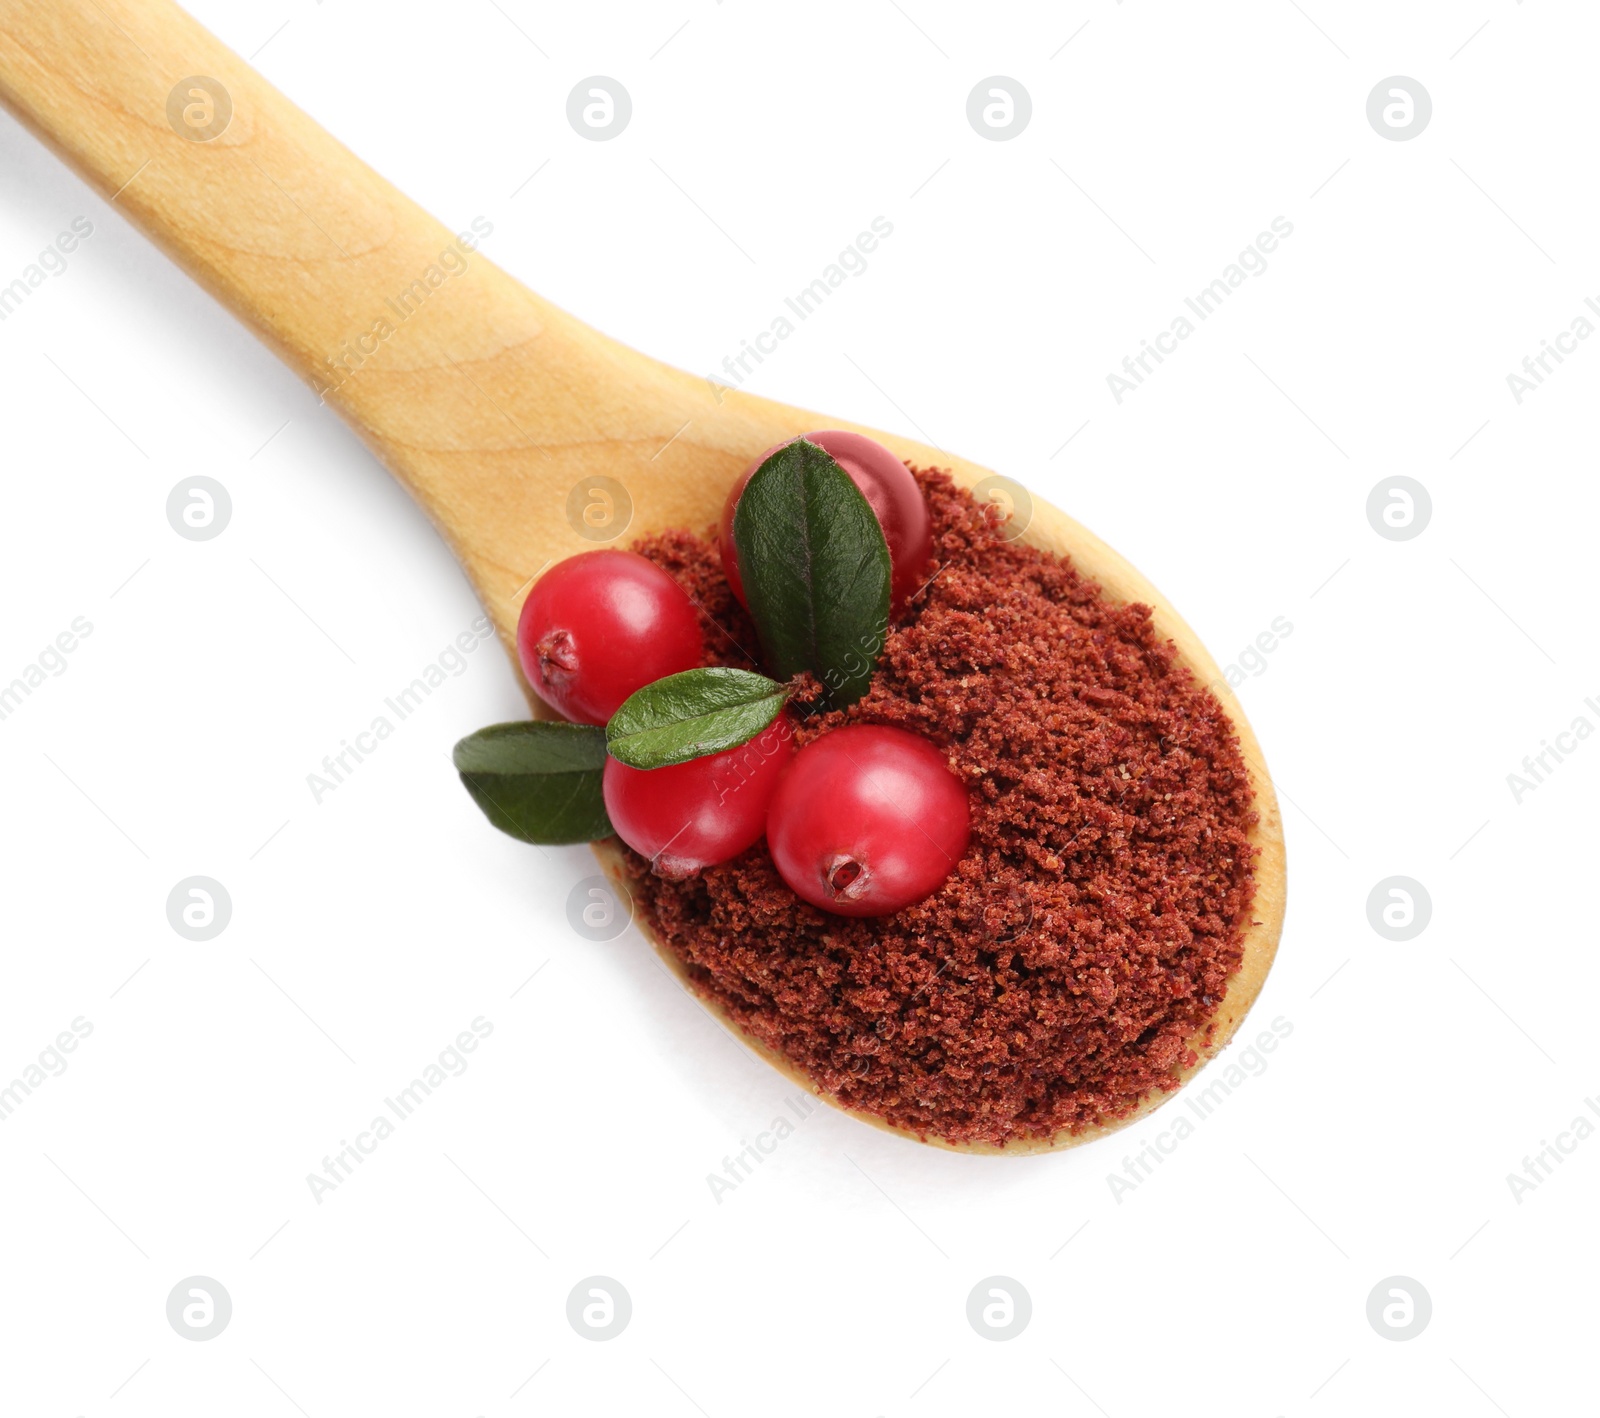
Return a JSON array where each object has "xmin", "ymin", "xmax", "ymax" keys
[
  {"xmin": 607, "ymin": 667, "xmax": 788, "ymax": 769},
  {"xmin": 731, "ymin": 438, "xmax": 891, "ymax": 708},
  {"xmin": 452, "ymin": 721, "xmax": 612, "ymax": 845}
]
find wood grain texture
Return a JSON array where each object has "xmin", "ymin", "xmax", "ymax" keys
[{"xmin": 0, "ymin": 0, "xmax": 1286, "ymax": 1151}]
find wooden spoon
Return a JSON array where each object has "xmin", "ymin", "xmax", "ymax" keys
[{"xmin": 0, "ymin": 0, "xmax": 1285, "ymax": 1153}]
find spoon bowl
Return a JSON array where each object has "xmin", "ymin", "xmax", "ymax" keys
[{"xmin": 0, "ymin": 0, "xmax": 1285, "ymax": 1152}]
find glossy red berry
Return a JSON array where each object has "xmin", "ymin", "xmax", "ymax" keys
[
  {"xmin": 718, "ymin": 430, "xmax": 933, "ymax": 612},
  {"xmin": 603, "ymin": 715, "xmax": 795, "ymax": 878},
  {"xmin": 517, "ymin": 551, "xmax": 703, "ymax": 725},
  {"xmin": 767, "ymin": 725, "xmax": 969, "ymax": 917}
]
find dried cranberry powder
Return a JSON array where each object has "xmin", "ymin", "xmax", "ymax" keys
[{"xmin": 622, "ymin": 471, "xmax": 1259, "ymax": 1149}]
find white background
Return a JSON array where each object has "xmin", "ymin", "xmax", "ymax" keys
[{"xmin": 2, "ymin": 1, "xmax": 1596, "ymax": 1414}]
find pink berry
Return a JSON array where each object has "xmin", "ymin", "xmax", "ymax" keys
[
  {"xmin": 766, "ymin": 724, "xmax": 969, "ymax": 917},
  {"xmin": 603, "ymin": 714, "xmax": 795, "ymax": 878},
  {"xmin": 517, "ymin": 551, "xmax": 703, "ymax": 725},
  {"xmin": 718, "ymin": 431, "xmax": 933, "ymax": 612}
]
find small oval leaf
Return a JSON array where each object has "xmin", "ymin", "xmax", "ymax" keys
[
  {"xmin": 452, "ymin": 721, "xmax": 612, "ymax": 844},
  {"xmin": 606, "ymin": 666, "xmax": 788, "ymax": 769},
  {"xmin": 731, "ymin": 438, "xmax": 891, "ymax": 708}
]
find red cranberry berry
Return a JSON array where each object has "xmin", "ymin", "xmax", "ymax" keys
[
  {"xmin": 517, "ymin": 550, "xmax": 703, "ymax": 725},
  {"xmin": 766, "ymin": 724, "xmax": 969, "ymax": 917},
  {"xmin": 603, "ymin": 714, "xmax": 795, "ymax": 878},
  {"xmin": 718, "ymin": 430, "xmax": 933, "ymax": 612}
]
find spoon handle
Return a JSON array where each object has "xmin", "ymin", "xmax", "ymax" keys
[
  {"xmin": 2, "ymin": 2, "xmax": 523, "ymax": 392},
  {"xmin": 0, "ymin": 0, "xmax": 660, "ymax": 628}
]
